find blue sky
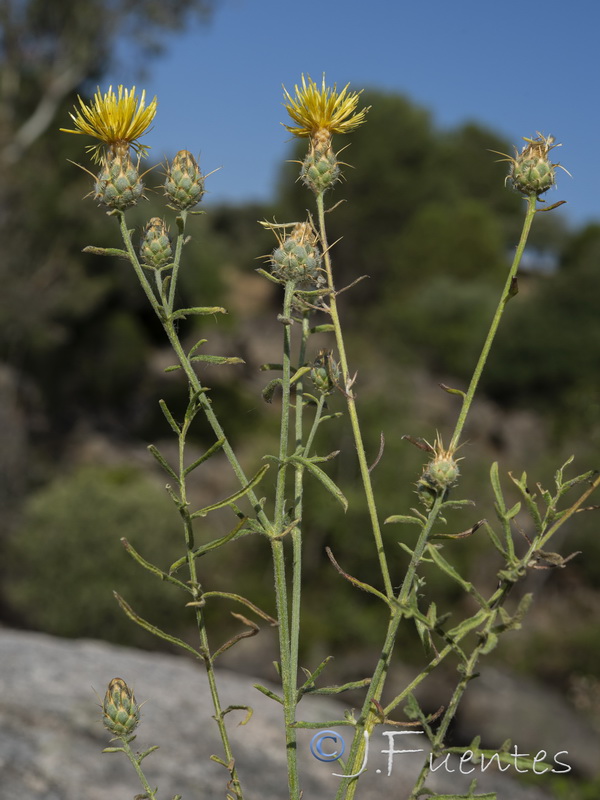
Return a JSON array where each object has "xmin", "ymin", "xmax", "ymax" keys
[{"xmin": 107, "ymin": 0, "xmax": 599, "ymax": 227}]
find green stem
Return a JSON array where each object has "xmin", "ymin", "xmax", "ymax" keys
[
  {"xmin": 272, "ymin": 280, "xmax": 301, "ymax": 799},
  {"xmin": 117, "ymin": 210, "xmax": 272, "ymax": 534},
  {"xmin": 167, "ymin": 209, "xmax": 188, "ymax": 314},
  {"xmin": 336, "ymin": 495, "xmax": 444, "ymax": 800},
  {"xmin": 303, "ymin": 394, "xmax": 326, "ymax": 457},
  {"xmin": 449, "ymin": 194, "xmax": 537, "ymax": 452},
  {"xmin": 177, "ymin": 415, "xmax": 243, "ymax": 798},
  {"xmin": 290, "ymin": 313, "xmax": 311, "ymax": 702},
  {"xmin": 315, "ymin": 192, "xmax": 393, "ymax": 599},
  {"xmin": 120, "ymin": 738, "xmax": 157, "ymax": 799}
]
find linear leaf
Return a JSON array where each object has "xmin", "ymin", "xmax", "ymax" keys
[
  {"xmin": 289, "ymin": 454, "xmax": 347, "ymax": 511},
  {"xmin": 121, "ymin": 538, "xmax": 189, "ymax": 592},
  {"xmin": 159, "ymin": 399, "xmax": 181, "ymax": 435},
  {"xmin": 184, "ymin": 437, "xmax": 225, "ymax": 476},
  {"xmin": 169, "ymin": 518, "xmax": 248, "ymax": 573},
  {"xmin": 147, "ymin": 444, "xmax": 179, "ymax": 482},
  {"xmin": 200, "ymin": 591, "xmax": 277, "ymax": 625},
  {"xmin": 114, "ymin": 593, "xmax": 205, "ymax": 660},
  {"xmin": 191, "ymin": 354, "xmax": 245, "ymax": 366},
  {"xmin": 191, "ymin": 464, "xmax": 270, "ymax": 518},
  {"xmin": 171, "ymin": 306, "xmax": 227, "ymax": 320},
  {"xmin": 385, "ymin": 514, "xmax": 424, "ymax": 527}
]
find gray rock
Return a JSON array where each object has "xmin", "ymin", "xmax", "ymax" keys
[{"xmin": 0, "ymin": 629, "xmax": 566, "ymax": 799}]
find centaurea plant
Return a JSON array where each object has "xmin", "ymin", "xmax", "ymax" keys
[{"xmin": 63, "ymin": 79, "xmax": 598, "ymax": 800}]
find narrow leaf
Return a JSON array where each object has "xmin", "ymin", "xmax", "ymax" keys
[
  {"xmin": 439, "ymin": 383, "xmax": 466, "ymax": 398},
  {"xmin": 290, "ymin": 366, "xmax": 312, "ymax": 385},
  {"xmin": 211, "ymin": 613, "xmax": 259, "ymax": 660},
  {"xmin": 114, "ymin": 593, "xmax": 205, "ymax": 660},
  {"xmin": 147, "ymin": 444, "xmax": 179, "ymax": 482},
  {"xmin": 171, "ymin": 306, "xmax": 227, "ymax": 320},
  {"xmin": 83, "ymin": 245, "xmax": 129, "ymax": 259},
  {"xmin": 222, "ymin": 705, "xmax": 253, "ymax": 726},
  {"xmin": 262, "ymin": 378, "xmax": 283, "ymax": 403},
  {"xmin": 310, "ymin": 324, "xmax": 335, "ymax": 333},
  {"xmin": 253, "ymin": 684, "xmax": 284, "ymax": 704},
  {"xmin": 184, "ymin": 437, "xmax": 225, "ymax": 476},
  {"xmin": 159, "ymin": 399, "xmax": 181, "ymax": 436},
  {"xmin": 170, "ymin": 517, "xmax": 248, "ymax": 573},
  {"xmin": 121, "ymin": 538, "xmax": 189, "ymax": 592},
  {"xmin": 289, "ymin": 454, "xmax": 348, "ymax": 511},
  {"xmin": 385, "ymin": 514, "xmax": 424, "ymax": 527},
  {"xmin": 326, "ymin": 547, "xmax": 391, "ymax": 606},
  {"xmin": 188, "ymin": 338, "xmax": 208, "ymax": 358},
  {"xmin": 191, "ymin": 464, "xmax": 270, "ymax": 518},
  {"xmin": 191, "ymin": 354, "xmax": 245, "ymax": 366},
  {"xmin": 200, "ymin": 591, "xmax": 277, "ymax": 625}
]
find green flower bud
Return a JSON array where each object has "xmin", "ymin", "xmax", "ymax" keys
[
  {"xmin": 301, "ymin": 145, "xmax": 340, "ymax": 194},
  {"xmin": 102, "ymin": 677, "xmax": 140, "ymax": 738},
  {"xmin": 270, "ymin": 222, "xmax": 324, "ymax": 287},
  {"xmin": 495, "ymin": 133, "xmax": 567, "ymax": 197},
  {"xmin": 140, "ymin": 217, "xmax": 172, "ymax": 268},
  {"xmin": 164, "ymin": 150, "xmax": 205, "ymax": 210},
  {"xmin": 415, "ymin": 436, "xmax": 461, "ymax": 505},
  {"xmin": 95, "ymin": 153, "xmax": 144, "ymax": 210},
  {"xmin": 310, "ymin": 349, "xmax": 340, "ymax": 395}
]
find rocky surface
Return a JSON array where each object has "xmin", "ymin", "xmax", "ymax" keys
[{"xmin": 0, "ymin": 628, "xmax": 582, "ymax": 799}]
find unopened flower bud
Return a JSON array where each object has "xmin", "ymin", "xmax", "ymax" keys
[
  {"xmin": 270, "ymin": 222, "xmax": 324, "ymax": 286},
  {"xmin": 164, "ymin": 150, "xmax": 205, "ymax": 209},
  {"xmin": 95, "ymin": 152, "xmax": 144, "ymax": 210},
  {"xmin": 140, "ymin": 217, "xmax": 172, "ymax": 268},
  {"xmin": 415, "ymin": 437, "xmax": 461, "ymax": 505},
  {"xmin": 310, "ymin": 349, "xmax": 340, "ymax": 395},
  {"xmin": 102, "ymin": 677, "xmax": 140, "ymax": 737},
  {"xmin": 301, "ymin": 144, "xmax": 340, "ymax": 194},
  {"xmin": 497, "ymin": 133, "xmax": 566, "ymax": 197}
]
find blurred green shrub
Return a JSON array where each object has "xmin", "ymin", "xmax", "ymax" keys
[{"xmin": 2, "ymin": 464, "xmax": 185, "ymax": 648}]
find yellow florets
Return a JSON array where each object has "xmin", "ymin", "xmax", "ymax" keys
[
  {"xmin": 283, "ymin": 74, "xmax": 369, "ymax": 140},
  {"xmin": 61, "ymin": 85, "xmax": 157, "ymax": 162}
]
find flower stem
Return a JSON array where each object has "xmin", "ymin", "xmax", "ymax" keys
[
  {"xmin": 449, "ymin": 194, "xmax": 538, "ymax": 452},
  {"xmin": 272, "ymin": 280, "xmax": 301, "ymax": 799},
  {"xmin": 315, "ymin": 192, "xmax": 393, "ymax": 599}
]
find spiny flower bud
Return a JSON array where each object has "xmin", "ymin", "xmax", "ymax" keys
[
  {"xmin": 495, "ymin": 133, "xmax": 566, "ymax": 197},
  {"xmin": 270, "ymin": 222, "xmax": 324, "ymax": 287},
  {"xmin": 416, "ymin": 437, "xmax": 460, "ymax": 506},
  {"xmin": 102, "ymin": 677, "xmax": 140, "ymax": 738},
  {"xmin": 310, "ymin": 349, "xmax": 340, "ymax": 395},
  {"xmin": 301, "ymin": 144, "xmax": 341, "ymax": 194},
  {"xmin": 164, "ymin": 150, "xmax": 205, "ymax": 210},
  {"xmin": 140, "ymin": 217, "xmax": 172, "ymax": 268},
  {"xmin": 94, "ymin": 152, "xmax": 144, "ymax": 210}
]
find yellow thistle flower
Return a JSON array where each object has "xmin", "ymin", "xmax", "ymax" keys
[
  {"xmin": 283, "ymin": 74, "xmax": 369, "ymax": 140},
  {"xmin": 61, "ymin": 85, "xmax": 157, "ymax": 162}
]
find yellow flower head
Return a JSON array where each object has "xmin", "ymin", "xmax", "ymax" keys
[
  {"xmin": 283, "ymin": 75, "xmax": 368, "ymax": 140},
  {"xmin": 61, "ymin": 85, "xmax": 157, "ymax": 162}
]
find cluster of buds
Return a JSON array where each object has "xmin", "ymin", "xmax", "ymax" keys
[
  {"xmin": 415, "ymin": 436, "xmax": 461, "ymax": 507},
  {"xmin": 270, "ymin": 222, "xmax": 325, "ymax": 288},
  {"xmin": 139, "ymin": 217, "xmax": 172, "ymax": 269},
  {"xmin": 164, "ymin": 150, "xmax": 206, "ymax": 210},
  {"xmin": 310, "ymin": 349, "xmax": 340, "ymax": 395},
  {"xmin": 102, "ymin": 677, "xmax": 140, "ymax": 738}
]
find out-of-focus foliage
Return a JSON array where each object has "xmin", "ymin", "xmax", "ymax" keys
[{"xmin": 3, "ymin": 465, "xmax": 184, "ymax": 646}]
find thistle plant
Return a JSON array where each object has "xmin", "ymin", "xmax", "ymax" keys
[{"xmin": 62, "ymin": 79, "xmax": 598, "ymax": 800}]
